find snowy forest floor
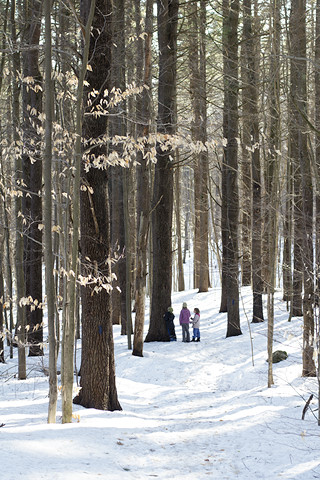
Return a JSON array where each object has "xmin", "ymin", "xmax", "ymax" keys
[{"xmin": 0, "ymin": 286, "xmax": 320, "ymax": 479}]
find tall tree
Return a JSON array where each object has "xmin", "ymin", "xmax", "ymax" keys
[
  {"xmin": 316, "ymin": 0, "xmax": 320, "ymax": 312},
  {"xmin": 240, "ymin": 36, "xmax": 252, "ymax": 288},
  {"xmin": 242, "ymin": 0, "xmax": 264, "ymax": 323},
  {"xmin": 189, "ymin": 0, "xmax": 201, "ymax": 289},
  {"xmin": 222, "ymin": 0, "xmax": 242, "ymax": 337},
  {"xmin": 60, "ymin": 0, "xmax": 96, "ymax": 424},
  {"xmin": 11, "ymin": 0, "xmax": 26, "ymax": 379},
  {"xmin": 132, "ymin": 0, "xmax": 153, "ymax": 357},
  {"xmin": 174, "ymin": 162, "xmax": 185, "ymax": 292},
  {"xmin": 145, "ymin": 0, "xmax": 179, "ymax": 342},
  {"xmin": 0, "ymin": 244, "xmax": 4, "ymax": 363},
  {"xmin": 21, "ymin": 0, "xmax": 43, "ymax": 356},
  {"xmin": 198, "ymin": 0, "xmax": 209, "ymax": 293},
  {"xmin": 110, "ymin": 0, "xmax": 127, "ymax": 333},
  {"xmin": 44, "ymin": 0, "xmax": 58, "ymax": 423},
  {"xmin": 266, "ymin": 0, "xmax": 281, "ymax": 388},
  {"xmin": 289, "ymin": 0, "xmax": 303, "ymax": 318},
  {"xmin": 188, "ymin": 0, "xmax": 209, "ymax": 292},
  {"xmin": 290, "ymin": 0, "xmax": 315, "ymax": 376},
  {"xmin": 73, "ymin": 0, "xmax": 122, "ymax": 411}
]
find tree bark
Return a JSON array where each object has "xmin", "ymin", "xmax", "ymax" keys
[
  {"xmin": 290, "ymin": 0, "xmax": 315, "ymax": 376},
  {"xmin": 315, "ymin": 0, "xmax": 320, "ymax": 318},
  {"xmin": 132, "ymin": 0, "xmax": 153, "ymax": 356},
  {"xmin": 175, "ymin": 163, "xmax": 185, "ymax": 292},
  {"xmin": 60, "ymin": 0, "xmax": 97, "ymax": 424},
  {"xmin": 198, "ymin": 0, "xmax": 209, "ymax": 293},
  {"xmin": 222, "ymin": 0, "xmax": 242, "ymax": 337},
  {"xmin": 145, "ymin": 0, "xmax": 179, "ymax": 342},
  {"xmin": 242, "ymin": 0, "xmax": 264, "ymax": 323},
  {"xmin": 267, "ymin": 0, "xmax": 281, "ymax": 387},
  {"xmin": 74, "ymin": 0, "xmax": 121, "ymax": 411},
  {"xmin": 110, "ymin": 0, "xmax": 127, "ymax": 334},
  {"xmin": 0, "ymin": 246, "xmax": 5, "ymax": 363},
  {"xmin": 11, "ymin": 0, "xmax": 26, "ymax": 379},
  {"xmin": 44, "ymin": 0, "xmax": 58, "ymax": 423},
  {"xmin": 21, "ymin": 0, "xmax": 43, "ymax": 356}
]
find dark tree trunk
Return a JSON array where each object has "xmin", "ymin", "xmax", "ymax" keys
[
  {"xmin": 266, "ymin": 0, "xmax": 281, "ymax": 387},
  {"xmin": 110, "ymin": 167, "xmax": 126, "ymax": 332},
  {"xmin": 110, "ymin": 0, "xmax": 127, "ymax": 333},
  {"xmin": 282, "ymin": 159, "xmax": 292, "ymax": 305},
  {"xmin": 21, "ymin": 0, "xmax": 43, "ymax": 356},
  {"xmin": 0, "ymin": 253, "xmax": 4, "ymax": 363},
  {"xmin": 289, "ymin": 0, "xmax": 303, "ymax": 319},
  {"xmin": 74, "ymin": 0, "xmax": 121, "ymax": 411},
  {"xmin": 315, "ymin": 0, "xmax": 320, "ymax": 309},
  {"xmin": 198, "ymin": 0, "xmax": 209, "ymax": 293},
  {"xmin": 242, "ymin": 0, "xmax": 263, "ymax": 323},
  {"xmin": 175, "ymin": 163, "xmax": 185, "ymax": 292},
  {"xmin": 188, "ymin": 1, "xmax": 201, "ymax": 289},
  {"xmin": 188, "ymin": 0, "xmax": 209, "ymax": 292},
  {"xmin": 220, "ymin": 153, "xmax": 228, "ymax": 313},
  {"xmin": 290, "ymin": 0, "xmax": 315, "ymax": 376},
  {"xmin": 145, "ymin": 0, "xmax": 179, "ymax": 342},
  {"xmin": 222, "ymin": 0, "xmax": 242, "ymax": 337},
  {"xmin": 132, "ymin": 0, "xmax": 152, "ymax": 357},
  {"xmin": 240, "ymin": 63, "xmax": 252, "ymax": 288}
]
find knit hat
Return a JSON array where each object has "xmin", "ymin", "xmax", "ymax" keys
[
  {"xmin": 168, "ymin": 307, "xmax": 173, "ymax": 313},
  {"xmin": 183, "ymin": 302, "xmax": 187, "ymax": 308}
]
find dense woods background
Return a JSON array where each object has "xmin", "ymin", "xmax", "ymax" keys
[{"xmin": 0, "ymin": 0, "xmax": 320, "ymax": 423}]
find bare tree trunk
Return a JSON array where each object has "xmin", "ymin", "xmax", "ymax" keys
[
  {"xmin": 220, "ymin": 153, "xmax": 228, "ymax": 313},
  {"xmin": 60, "ymin": 0, "xmax": 97, "ymax": 423},
  {"xmin": 198, "ymin": 0, "xmax": 209, "ymax": 293},
  {"xmin": 288, "ymin": 2, "xmax": 303, "ymax": 319},
  {"xmin": 242, "ymin": 0, "xmax": 264, "ymax": 323},
  {"xmin": 267, "ymin": 0, "xmax": 281, "ymax": 387},
  {"xmin": 0, "ymin": 0, "xmax": 14, "ymax": 359},
  {"xmin": 44, "ymin": 0, "xmax": 58, "ymax": 423},
  {"xmin": 282, "ymin": 157, "xmax": 293, "ymax": 305},
  {"xmin": 183, "ymin": 170, "xmax": 190, "ymax": 266},
  {"xmin": 188, "ymin": 1, "xmax": 201, "ymax": 289},
  {"xmin": 222, "ymin": 0, "xmax": 241, "ymax": 337},
  {"xmin": 123, "ymin": 167, "xmax": 132, "ymax": 349},
  {"xmin": 0, "ymin": 245, "xmax": 5, "ymax": 363},
  {"xmin": 315, "ymin": 0, "xmax": 320, "ymax": 333},
  {"xmin": 290, "ymin": 0, "xmax": 315, "ymax": 376},
  {"xmin": 11, "ymin": 0, "xmax": 26, "ymax": 379},
  {"xmin": 132, "ymin": 0, "xmax": 153, "ymax": 356},
  {"xmin": 110, "ymin": 0, "xmax": 127, "ymax": 334},
  {"xmin": 175, "ymin": 163, "xmax": 185, "ymax": 292},
  {"xmin": 188, "ymin": 0, "xmax": 209, "ymax": 291},
  {"xmin": 240, "ymin": 46, "xmax": 252, "ymax": 288},
  {"xmin": 74, "ymin": 0, "xmax": 121, "ymax": 411},
  {"xmin": 21, "ymin": 0, "xmax": 43, "ymax": 357},
  {"xmin": 145, "ymin": 0, "xmax": 178, "ymax": 342}
]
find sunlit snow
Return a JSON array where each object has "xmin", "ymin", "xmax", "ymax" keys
[{"xmin": 1, "ymin": 286, "xmax": 319, "ymax": 479}]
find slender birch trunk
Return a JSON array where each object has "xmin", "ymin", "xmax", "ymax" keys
[{"xmin": 44, "ymin": 0, "xmax": 58, "ymax": 423}]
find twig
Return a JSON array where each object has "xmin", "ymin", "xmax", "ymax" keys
[{"xmin": 302, "ymin": 394, "xmax": 314, "ymax": 420}]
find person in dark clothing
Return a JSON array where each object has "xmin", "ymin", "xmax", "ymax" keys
[{"xmin": 164, "ymin": 307, "xmax": 177, "ymax": 341}]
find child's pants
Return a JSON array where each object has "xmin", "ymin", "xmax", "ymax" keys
[
  {"xmin": 181, "ymin": 323, "xmax": 190, "ymax": 342},
  {"xmin": 193, "ymin": 327, "xmax": 200, "ymax": 339}
]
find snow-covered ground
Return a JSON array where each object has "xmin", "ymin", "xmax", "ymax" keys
[{"xmin": 1, "ymin": 286, "xmax": 319, "ymax": 479}]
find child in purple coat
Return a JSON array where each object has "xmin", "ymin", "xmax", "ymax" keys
[{"xmin": 179, "ymin": 302, "xmax": 191, "ymax": 342}]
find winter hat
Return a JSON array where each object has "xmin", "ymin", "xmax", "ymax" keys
[
  {"xmin": 168, "ymin": 307, "xmax": 173, "ymax": 313},
  {"xmin": 182, "ymin": 302, "xmax": 187, "ymax": 308}
]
